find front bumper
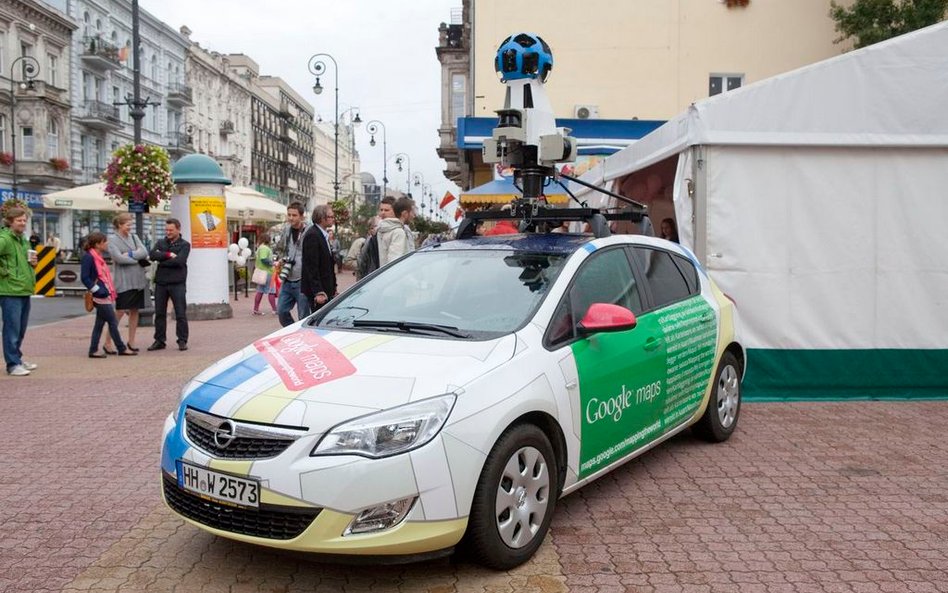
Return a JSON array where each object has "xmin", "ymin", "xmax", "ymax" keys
[{"xmin": 161, "ymin": 471, "xmax": 467, "ymax": 555}]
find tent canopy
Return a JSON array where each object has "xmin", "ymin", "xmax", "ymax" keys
[
  {"xmin": 43, "ymin": 184, "xmax": 284, "ymax": 222},
  {"xmin": 460, "ymin": 177, "xmax": 570, "ymax": 206}
]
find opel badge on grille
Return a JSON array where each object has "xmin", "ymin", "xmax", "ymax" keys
[{"xmin": 213, "ymin": 420, "xmax": 237, "ymax": 449}]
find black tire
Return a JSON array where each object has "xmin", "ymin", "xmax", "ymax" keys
[
  {"xmin": 465, "ymin": 424, "xmax": 559, "ymax": 570},
  {"xmin": 692, "ymin": 351, "xmax": 742, "ymax": 443}
]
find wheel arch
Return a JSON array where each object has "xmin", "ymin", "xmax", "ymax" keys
[{"xmin": 505, "ymin": 411, "xmax": 569, "ymax": 495}]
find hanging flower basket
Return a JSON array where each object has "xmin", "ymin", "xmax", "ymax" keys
[
  {"xmin": 0, "ymin": 152, "xmax": 13, "ymax": 166},
  {"xmin": 102, "ymin": 144, "xmax": 176, "ymax": 209},
  {"xmin": 49, "ymin": 157, "xmax": 70, "ymax": 172}
]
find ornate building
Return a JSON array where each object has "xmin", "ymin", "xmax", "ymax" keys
[
  {"xmin": 181, "ymin": 36, "xmax": 251, "ymax": 186},
  {"xmin": 66, "ymin": 0, "xmax": 189, "ymax": 185},
  {"xmin": 0, "ymin": 0, "xmax": 77, "ymax": 207}
]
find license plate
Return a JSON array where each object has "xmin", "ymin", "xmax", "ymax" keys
[{"xmin": 177, "ymin": 461, "xmax": 260, "ymax": 508}]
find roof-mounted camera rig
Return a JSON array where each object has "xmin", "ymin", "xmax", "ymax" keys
[{"xmin": 456, "ymin": 33, "xmax": 647, "ymax": 241}]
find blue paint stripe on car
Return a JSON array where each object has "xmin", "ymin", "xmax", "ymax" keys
[{"xmin": 184, "ymin": 354, "xmax": 269, "ymax": 412}]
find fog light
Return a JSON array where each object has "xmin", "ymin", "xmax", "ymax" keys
[{"xmin": 344, "ymin": 497, "xmax": 416, "ymax": 535}]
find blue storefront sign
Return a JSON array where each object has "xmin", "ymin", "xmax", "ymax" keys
[{"xmin": 0, "ymin": 187, "xmax": 45, "ymax": 208}]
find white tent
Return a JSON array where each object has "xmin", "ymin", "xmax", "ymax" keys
[
  {"xmin": 44, "ymin": 184, "xmax": 285, "ymax": 222},
  {"xmin": 579, "ymin": 22, "xmax": 948, "ymax": 398}
]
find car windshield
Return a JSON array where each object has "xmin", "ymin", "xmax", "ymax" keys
[{"xmin": 313, "ymin": 249, "xmax": 569, "ymax": 339}]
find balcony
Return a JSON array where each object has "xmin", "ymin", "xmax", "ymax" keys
[
  {"xmin": 166, "ymin": 132, "xmax": 195, "ymax": 157},
  {"xmin": 219, "ymin": 120, "xmax": 235, "ymax": 135},
  {"xmin": 81, "ymin": 36, "xmax": 122, "ymax": 71},
  {"xmin": 7, "ymin": 159, "xmax": 74, "ymax": 183},
  {"xmin": 75, "ymin": 100, "xmax": 123, "ymax": 131},
  {"xmin": 166, "ymin": 83, "xmax": 193, "ymax": 107}
]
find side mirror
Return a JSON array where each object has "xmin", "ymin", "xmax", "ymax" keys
[{"xmin": 577, "ymin": 303, "xmax": 637, "ymax": 336}]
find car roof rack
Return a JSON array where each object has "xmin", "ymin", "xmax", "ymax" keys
[{"xmin": 456, "ymin": 173, "xmax": 649, "ymax": 240}]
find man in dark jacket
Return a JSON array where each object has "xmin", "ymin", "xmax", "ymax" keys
[
  {"xmin": 148, "ymin": 219, "xmax": 191, "ymax": 351},
  {"xmin": 301, "ymin": 204, "xmax": 337, "ymax": 313}
]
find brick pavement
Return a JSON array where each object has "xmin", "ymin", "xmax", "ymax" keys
[{"xmin": 1, "ymin": 274, "xmax": 946, "ymax": 592}]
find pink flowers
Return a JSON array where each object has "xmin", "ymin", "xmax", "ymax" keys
[{"xmin": 102, "ymin": 144, "xmax": 175, "ymax": 208}]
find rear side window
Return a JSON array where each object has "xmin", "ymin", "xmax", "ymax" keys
[
  {"xmin": 632, "ymin": 247, "xmax": 692, "ymax": 309},
  {"xmin": 671, "ymin": 254, "xmax": 700, "ymax": 295}
]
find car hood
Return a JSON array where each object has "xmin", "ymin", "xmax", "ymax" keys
[{"xmin": 183, "ymin": 324, "xmax": 517, "ymax": 431}]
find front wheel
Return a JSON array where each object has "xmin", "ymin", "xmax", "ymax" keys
[
  {"xmin": 692, "ymin": 351, "xmax": 742, "ymax": 442},
  {"xmin": 465, "ymin": 424, "xmax": 558, "ymax": 570}
]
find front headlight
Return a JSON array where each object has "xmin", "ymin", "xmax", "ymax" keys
[{"xmin": 311, "ymin": 394, "xmax": 456, "ymax": 459}]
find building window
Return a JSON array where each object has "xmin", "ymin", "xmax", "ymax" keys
[
  {"xmin": 48, "ymin": 120, "xmax": 59, "ymax": 158},
  {"xmin": 48, "ymin": 54, "xmax": 59, "ymax": 87},
  {"xmin": 451, "ymin": 73, "xmax": 467, "ymax": 124},
  {"xmin": 151, "ymin": 55, "xmax": 158, "ymax": 81},
  {"xmin": 709, "ymin": 74, "xmax": 743, "ymax": 96},
  {"xmin": 21, "ymin": 127, "xmax": 34, "ymax": 159},
  {"xmin": 0, "ymin": 32, "xmax": 5, "ymax": 73},
  {"xmin": 0, "ymin": 114, "xmax": 5, "ymax": 152}
]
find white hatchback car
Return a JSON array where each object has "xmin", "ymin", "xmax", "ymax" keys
[{"xmin": 161, "ymin": 232, "xmax": 744, "ymax": 569}]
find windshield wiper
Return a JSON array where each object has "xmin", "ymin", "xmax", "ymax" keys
[{"xmin": 352, "ymin": 319, "xmax": 471, "ymax": 338}]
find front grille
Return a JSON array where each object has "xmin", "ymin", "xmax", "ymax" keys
[
  {"xmin": 163, "ymin": 474, "xmax": 320, "ymax": 540},
  {"xmin": 185, "ymin": 420, "xmax": 295, "ymax": 459}
]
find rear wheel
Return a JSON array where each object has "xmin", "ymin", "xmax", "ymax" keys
[
  {"xmin": 693, "ymin": 351, "xmax": 742, "ymax": 442},
  {"xmin": 465, "ymin": 424, "xmax": 558, "ymax": 569}
]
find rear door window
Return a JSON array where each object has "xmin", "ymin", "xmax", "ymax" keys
[{"xmin": 631, "ymin": 247, "xmax": 692, "ymax": 309}]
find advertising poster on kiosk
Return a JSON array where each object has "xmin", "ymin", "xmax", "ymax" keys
[{"xmin": 189, "ymin": 196, "xmax": 227, "ymax": 248}]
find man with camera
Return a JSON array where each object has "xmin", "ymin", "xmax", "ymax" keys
[
  {"xmin": 301, "ymin": 204, "xmax": 337, "ymax": 313},
  {"xmin": 275, "ymin": 202, "xmax": 311, "ymax": 327}
]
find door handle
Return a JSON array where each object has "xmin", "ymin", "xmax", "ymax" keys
[
  {"xmin": 700, "ymin": 312, "xmax": 714, "ymax": 323},
  {"xmin": 644, "ymin": 336, "xmax": 662, "ymax": 352}
]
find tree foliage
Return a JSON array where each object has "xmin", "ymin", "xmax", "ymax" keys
[
  {"xmin": 411, "ymin": 216, "xmax": 449, "ymax": 236},
  {"xmin": 830, "ymin": 0, "xmax": 947, "ymax": 48}
]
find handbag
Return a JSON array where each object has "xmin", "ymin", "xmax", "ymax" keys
[
  {"xmin": 251, "ymin": 268, "xmax": 269, "ymax": 286},
  {"xmin": 83, "ymin": 291, "xmax": 94, "ymax": 312}
]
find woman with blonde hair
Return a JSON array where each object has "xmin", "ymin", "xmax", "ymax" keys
[{"xmin": 103, "ymin": 213, "xmax": 148, "ymax": 352}]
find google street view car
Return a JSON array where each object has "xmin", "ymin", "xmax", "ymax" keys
[
  {"xmin": 160, "ymin": 31, "xmax": 744, "ymax": 569},
  {"xmin": 160, "ymin": 230, "xmax": 744, "ymax": 569}
]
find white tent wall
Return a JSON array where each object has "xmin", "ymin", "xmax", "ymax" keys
[{"xmin": 703, "ymin": 145, "xmax": 948, "ymax": 350}]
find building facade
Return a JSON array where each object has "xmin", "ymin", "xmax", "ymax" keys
[
  {"xmin": 313, "ymin": 118, "xmax": 360, "ymax": 208},
  {"xmin": 438, "ymin": 0, "xmax": 855, "ymax": 189},
  {"xmin": 0, "ymin": 0, "xmax": 77, "ymax": 218},
  {"xmin": 236, "ymin": 62, "xmax": 314, "ymax": 207},
  {"xmin": 182, "ymin": 36, "xmax": 251, "ymax": 186},
  {"xmin": 67, "ymin": 0, "xmax": 190, "ymax": 186}
]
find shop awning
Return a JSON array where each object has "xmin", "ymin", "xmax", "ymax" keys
[
  {"xmin": 43, "ymin": 184, "xmax": 284, "ymax": 222},
  {"xmin": 225, "ymin": 186, "xmax": 285, "ymax": 222},
  {"xmin": 460, "ymin": 177, "xmax": 571, "ymax": 206}
]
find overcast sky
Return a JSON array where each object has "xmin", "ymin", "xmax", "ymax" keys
[{"xmin": 141, "ymin": 0, "xmax": 462, "ymax": 216}]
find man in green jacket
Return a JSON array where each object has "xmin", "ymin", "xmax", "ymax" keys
[{"xmin": 0, "ymin": 206, "xmax": 38, "ymax": 376}]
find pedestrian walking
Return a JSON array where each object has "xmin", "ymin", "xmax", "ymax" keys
[
  {"xmin": 0, "ymin": 207, "xmax": 38, "ymax": 376},
  {"xmin": 301, "ymin": 204, "xmax": 337, "ymax": 313},
  {"xmin": 80, "ymin": 232, "xmax": 136, "ymax": 358},
  {"xmin": 103, "ymin": 213, "xmax": 148, "ymax": 352},
  {"xmin": 275, "ymin": 202, "xmax": 311, "ymax": 327},
  {"xmin": 148, "ymin": 219, "xmax": 190, "ymax": 351},
  {"xmin": 252, "ymin": 234, "xmax": 277, "ymax": 315},
  {"xmin": 377, "ymin": 197, "xmax": 416, "ymax": 266}
]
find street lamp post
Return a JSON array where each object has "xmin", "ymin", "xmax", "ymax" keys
[
  {"xmin": 412, "ymin": 172, "xmax": 426, "ymax": 211},
  {"xmin": 366, "ymin": 120, "xmax": 387, "ymax": 199},
  {"xmin": 392, "ymin": 153, "xmax": 411, "ymax": 196},
  {"xmin": 308, "ymin": 53, "xmax": 340, "ymax": 201},
  {"xmin": 7, "ymin": 55, "xmax": 41, "ymax": 200}
]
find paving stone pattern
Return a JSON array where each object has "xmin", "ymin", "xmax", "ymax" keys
[{"xmin": 1, "ymin": 276, "xmax": 946, "ymax": 592}]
